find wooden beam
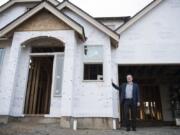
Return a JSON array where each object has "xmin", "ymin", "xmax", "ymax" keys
[
  {"xmin": 24, "ymin": 61, "xmax": 33, "ymax": 114},
  {"xmin": 32, "ymin": 60, "xmax": 40, "ymax": 114}
]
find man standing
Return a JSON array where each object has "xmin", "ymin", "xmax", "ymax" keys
[{"xmin": 112, "ymin": 74, "xmax": 140, "ymax": 131}]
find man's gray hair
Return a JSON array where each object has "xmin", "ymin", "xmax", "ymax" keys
[{"xmin": 126, "ymin": 74, "xmax": 133, "ymax": 77}]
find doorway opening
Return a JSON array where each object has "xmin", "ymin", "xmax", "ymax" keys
[
  {"xmin": 118, "ymin": 65, "xmax": 180, "ymax": 123},
  {"xmin": 24, "ymin": 56, "xmax": 53, "ymax": 114},
  {"xmin": 22, "ymin": 36, "xmax": 65, "ymax": 115}
]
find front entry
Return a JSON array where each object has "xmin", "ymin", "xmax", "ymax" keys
[{"xmin": 24, "ymin": 56, "xmax": 53, "ymax": 114}]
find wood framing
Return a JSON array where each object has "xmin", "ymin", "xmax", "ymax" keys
[
  {"xmin": 0, "ymin": 1, "xmax": 86, "ymax": 40},
  {"xmin": 24, "ymin": 56, "xmax": 53, "ymax": 114},
  {"xmin": 16, "ymin": 9, "xmax": 71, "ymax": 31}
]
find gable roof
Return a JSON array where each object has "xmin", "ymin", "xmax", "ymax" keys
[
  {"xmin": 0, "ymin": 1, "xmax": 86, "ymax": 40},
  {"xmin": 116, "ymin": 0, "xmax": 162, "ymax": 34},
  {"xmin": 57, "ymin": 0, "xmax": 120, "ymax": 47},
  {"xmin": 0, "ymin": 0, "xmax": 59, "ymax": 13}
]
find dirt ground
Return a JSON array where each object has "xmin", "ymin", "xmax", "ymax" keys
[{"xmin": 0, "ymin": 122, "xmax": 180, "ymax": 135}]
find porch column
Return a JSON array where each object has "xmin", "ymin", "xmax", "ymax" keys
[
  {"xmin": 111, "ymin": 62, "xmax": 120, "ymax": 124},
  {"xmin": 1, "ymin": 34, "xmax": 22, "ymax": 115},
  {"xmin": 60, "ymin": 32, "xmax": 76, "ymax": 116}
]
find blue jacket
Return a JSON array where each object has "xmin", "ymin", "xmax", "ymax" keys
[{"xmin": 112, "ymin": 82, "xmax": 140, "ymax": 104}]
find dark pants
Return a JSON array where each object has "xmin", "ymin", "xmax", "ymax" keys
[{"xmin": 124, "ymin": 99, "xmax": 137, "ymax": 129}]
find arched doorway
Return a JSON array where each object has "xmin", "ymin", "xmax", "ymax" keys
[{"xmin": 23, "ymin": 36, "xmax": 64, "ymax": 115}]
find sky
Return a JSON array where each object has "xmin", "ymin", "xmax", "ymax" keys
[{"xmin": 0, "ymin": 0, "xmax": 153, "ymax": 17}]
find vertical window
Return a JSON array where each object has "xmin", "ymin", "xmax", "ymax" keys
[
  {"xmin": 0, "ymin": 48, "xmax": 5, "ymax": 73},
  {"xmin": 83, "ymin": 45, "xmax": 103, "ymax": 81},
  {"xmin": 53, "ymin": 54, "xmax": 64, "ymax": 96}
]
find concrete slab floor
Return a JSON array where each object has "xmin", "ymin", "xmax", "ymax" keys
[{"xmin": 0, "ymin": 122, "xmax": 180, "ymax": 135}]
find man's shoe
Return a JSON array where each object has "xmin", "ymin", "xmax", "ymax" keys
[
  {"xmin": 126, "ymin": 128, "xmax": 130, "ymax": 131},
  {"xmin": 132, "ymin": 128, "xmax": 136, "ymax": 131}
]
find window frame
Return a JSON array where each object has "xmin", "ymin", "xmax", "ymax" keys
[
  {"xmin": 29, "ymin": 48, "xmax": 64, "ymax": 97},
  {"xmin": 82, "ymin": 45, "xmax": 104, "ymax": 82},
  {"xmin": 0, "ymin": 48, "xmax": 6, "ymax": 74},
  {"xmin": 83, "ymin": 45, "xmax": 104, "ymax": 63},
  {"xmin": 83, "ymin": 63, "xmax": 104, "ymax": 82}
]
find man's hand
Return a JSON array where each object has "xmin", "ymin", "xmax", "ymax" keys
[{"xmin": 137, "ymin": 102, "xmax": 140, "ymax": 107}]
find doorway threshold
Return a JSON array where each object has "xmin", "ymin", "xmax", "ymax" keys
[{"xmin": 24, "ymin": 114, "xmax": 45, "ymax": 117}]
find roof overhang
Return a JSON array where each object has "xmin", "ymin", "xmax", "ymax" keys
[
  {"xmin": 0, "ymin": 0, "xmax": 59, "ymax": 13},
  {"xmin": 116, "ymin": 0, "xmax": 163, "ymax": 34},
  {"xmin": 57, "ymin": 0, "xmax": 120, "ymax": 47},
  {"xmin": 0, "ymin": 1, "xmax": 86, "ymax": 41}
]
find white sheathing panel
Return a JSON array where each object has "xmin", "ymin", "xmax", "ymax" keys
[
  {"xmin": 0, "ymin": 34, "xmax": 22, "ymax": 115},
  {"xmin": 116, "ymin": 0, "xmax": 162, "ymax": 34},
  {"xmin": 0, "ymin": 8, "xmax": 115, "ymax": 118},
  {"xmin": 1, "ymin": 0, "xmax": 179, "ymax": 120},
  {"xmin": 114, "ymin": 0, "xmax": 180, "ymax": 64},
  {"xmin": 113, "ymin": 0, "xmax": 180, "ymax": 121},
  {"xmin": 72, "ymin": 37, "xmax": 113, "ymax": 117},
  {"xmin": 58, "ymin": 2, "xmax": 119, "ymax": 42},
  {"xmin": 9, "ymin": 46, "xmax": 30, "ymax": 116},
  {"xmin": 63, "ymin": 9, "xmax": 114, "ymax": 117},
  {"xmin": 111, "ymin": 53, "xmax": 119, "ymax": 118},
  {"xmin": 0, "ymin": 31, "xmax": 77, "ymax": 117},
  {"xmin": 0, "ymin": 44, "xmax": 11, "ymax": 115},
  {"xmin": 59, "ymin": 31, "xmax": 76, "ymax": 117},
  {"xmin": 0, "ymin": 3, "xmax": 37, "ymax": 29}
]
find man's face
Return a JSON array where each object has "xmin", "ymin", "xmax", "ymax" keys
[{"xmin": 127, "ymin": 75, "xmax": 133, "ymax": 83}]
